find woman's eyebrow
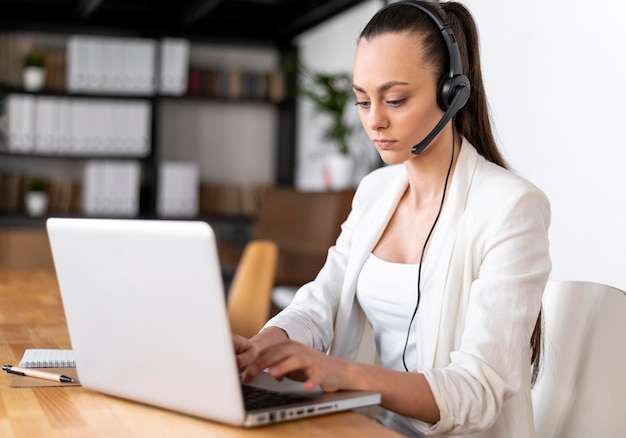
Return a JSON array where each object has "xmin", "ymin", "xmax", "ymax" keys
[{"xmin": 352, "ymin": 80, "xmax": 410, "ymax": 94}]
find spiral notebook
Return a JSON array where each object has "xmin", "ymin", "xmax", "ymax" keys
[{"xmin": 19, "ymin": 349, "xmax": 76, "ymax": 368}]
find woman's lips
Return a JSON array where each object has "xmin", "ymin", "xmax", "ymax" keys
[{"xmin": 374, "ymin": 139, "xmax": 396, "ymax": 150}]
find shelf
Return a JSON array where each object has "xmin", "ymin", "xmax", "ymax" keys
[
  {"xmin": 0, "ymin": 210, "xmax": 163, "ymax": 228},
  {"xmin": 158, "ymin": 94, "xmax": 286, "ymax": 105},
  {"xmin": 0, "ymin": 213, "xmax": 255, "ymax": 245},
  {"xmin": 0, "ymin": 85, "xmax": 288, "ymax": 106},
  {"xmin": 0, "ymin": 85, "xmax": 154, "ymax": 101},
  {"xmin": 0, "ymin": 29, "xmax": 297, "ymax": 228},
  {"xmin": 0, "ymin": 214, "xmax": 49, "ymax": 228},
  {"xmin": 0, "ymin": 150, "xmax": 151, "ymax": 160}
]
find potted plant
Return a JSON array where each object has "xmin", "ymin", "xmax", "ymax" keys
[
  {"xmin": 23, "ymin": 47, "xmax": 47, "ymax": 91},
  {"xmin": 298, "ymin": 64, "xmax": 358, "ymax": 190},
  {"xmin": 24, "ymin": 177, "xmax": 48, "ymax": 216}
]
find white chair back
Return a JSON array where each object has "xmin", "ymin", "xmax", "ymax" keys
[{"xmin": 532, "ymin": 280, "xmax": 626, "ymax": 437}]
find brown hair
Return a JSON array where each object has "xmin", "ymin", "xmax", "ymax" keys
[{"xmin": 359, "ymin": 1, "xmax": 543, "ymax": 385}]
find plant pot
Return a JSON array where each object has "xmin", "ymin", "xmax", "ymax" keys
[
  {"xmin": 322, "ymin": 152, "xmax": 354, "ymax": 190},
  {"xmin": 23, "ymin": 67, "xmax": 46, "ymax": 91},
  {"xmin": 25, "ymin": 192, "xmax": 49, "ymax": 216}
]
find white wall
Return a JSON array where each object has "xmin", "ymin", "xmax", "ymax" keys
[{"xmin": 462, "ymin": 0, "xmax": 626, "ymax": 291}]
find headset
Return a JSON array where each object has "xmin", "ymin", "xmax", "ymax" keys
[{"xmin": 383, "ymin": 1, "xmax": 471, "ymax": 154}]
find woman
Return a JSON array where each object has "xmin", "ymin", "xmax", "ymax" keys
[{"xmin": 235, "ymin": 1, "xmax": 551, "ymax": 436}]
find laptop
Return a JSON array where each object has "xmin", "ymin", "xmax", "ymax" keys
[{"xmin": 46, "ymin": 217, "xmax": 380, "ymax": 427}]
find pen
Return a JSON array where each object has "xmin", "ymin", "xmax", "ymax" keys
[{"xmin": 2, "ymin": 365, "xmax": 74, "ymax": 383}]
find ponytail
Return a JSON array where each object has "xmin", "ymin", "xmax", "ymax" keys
[
  {"xmin": 442, "ymin": 2, "xmax": 542, "ymax": 385},
  {"xmin": 438, "ymin": 2, "xmax": 506, "ymax": 168}
]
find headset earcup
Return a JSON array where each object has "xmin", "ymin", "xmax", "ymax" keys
[{"xmin": 437, "ymin": 74, "xmax": 470, "ymax": 111}]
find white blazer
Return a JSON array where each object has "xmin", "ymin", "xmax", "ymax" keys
[{"xmin": 266, "ymin": 139, "xmax": 551, "ymax": 437}]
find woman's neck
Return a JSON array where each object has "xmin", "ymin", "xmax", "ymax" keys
[{"xmin": 403, "ymin": 132, "xmax": 461, "ymax": 206}]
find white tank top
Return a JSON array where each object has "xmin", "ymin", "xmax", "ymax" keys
[{"xmin": 356, "ymin": 253, "xmax": 421, "ymax": 371}]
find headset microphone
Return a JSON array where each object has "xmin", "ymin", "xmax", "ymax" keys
[{"xmin": 411, "ymin": 81, "xmax": 470, "ymax": 155}]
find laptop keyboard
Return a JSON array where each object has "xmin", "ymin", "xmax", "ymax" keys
[{"xmin": 242, "ymin": 384, "xmax": 314, "ymax": 411}]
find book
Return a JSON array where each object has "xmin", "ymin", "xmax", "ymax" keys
[{"xmin": 19, "ymin": 349, "xmax": 75, "ymax": 368}]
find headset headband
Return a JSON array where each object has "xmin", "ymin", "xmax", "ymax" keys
[{"xmin": 386, "ymin": 1, "xmax": 465, "ymax": 81}]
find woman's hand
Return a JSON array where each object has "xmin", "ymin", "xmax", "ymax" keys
[
  {"xmin": 233, "ymin": 333, "xmax": 260, "ymax": 371},
  {"xmin": 239, "ymin": 334, "xmax": 441, "ymax": 423},
  {"xmin": 242, "ymin": 340, "xmax": 352, "ymax": 392},
  {"xmin": 233, "ymin": 326, "xmax": 290, "ymax": 372}
]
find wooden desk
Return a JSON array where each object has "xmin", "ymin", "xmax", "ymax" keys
[{"xmin": 0, "ymin": 271, "xmax": 400, "ymax": 437}]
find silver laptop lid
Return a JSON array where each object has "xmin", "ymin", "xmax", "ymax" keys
[{"xmin": 47, "ymin": 218, "xmax": 247, "ymax": 425}]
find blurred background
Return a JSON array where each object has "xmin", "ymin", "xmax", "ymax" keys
[{"xmin": 1, "ymin": 0, "xmax": 625, "ymax": 296}]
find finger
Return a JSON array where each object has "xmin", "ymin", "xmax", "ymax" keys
[
  {"xmin": 265, "ymin": 351, "xmax": 314, "ymax": 381},
  {"xmin": 236, "ymin": 350, "xmax": 254, "ymax": 371},
  {"xmin": 243, "ymin": 344, "xmax": 301, "ymax": 382},
  {"xmin": 242, "ymin": 363, "xmax": 262, "ymax": 383},
  {"xmin": 303, "ymin": 378, "xmax": 320, "ymax": 391},
  {"xmin": 251, "ymin": 342, "xmax": 300, "ymax": 371}
]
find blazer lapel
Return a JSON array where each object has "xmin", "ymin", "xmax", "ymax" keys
[
  {"xmin": 349, "ymin": 172, "xmax": 408, "ymax": 271},
  {"xmin": 415, "ymin": 141, "xmax": 479, "ymax": 367},
  {"xmin": 331, "ymin": 167, "xmax": 408, "ymax": 358}
]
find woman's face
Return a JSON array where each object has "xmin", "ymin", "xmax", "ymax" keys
[{"xmin": 353, "ymin": 32, "xmax": 444, "ymax": 165}]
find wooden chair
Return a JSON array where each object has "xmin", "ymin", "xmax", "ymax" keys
[
  {"xmin": 532, "ymin": 280, "xmax": 626, "ymax": 437},
  {"xmin": 226, "ymin": 239, "xmax": 278, "ymax": 338},
  {"xmin": 253, "ymin": 186, "xmax": 355, "ymax": 309}
]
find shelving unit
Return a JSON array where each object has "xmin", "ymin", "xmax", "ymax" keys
[
  {"xmin": 0, "ymin": 0, "xmax": 366, "ymax": 274},
  {"xmin": 0, "ymin": 78, "xmax": 157, "ymax": 219},
  {"xmin": 0, "ymin": 0, "xmax": 368, "ymax": 273},
  {"xmin": 0, "ymin": 32, "xmax": 296, "ymax": 227}
]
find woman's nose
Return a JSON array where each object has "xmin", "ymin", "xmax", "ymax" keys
[{"xmin": 365, "ymin": 103, "xmax": 389, "ymax": 131}]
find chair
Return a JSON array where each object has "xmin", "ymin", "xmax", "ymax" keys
[
  {"xmin": 226, "ymin": 239, "xmax": 278, "ymax": 338},
  {"xmin": 253, "ymin": 186, "xmax": 355, "ymax": 309},
  {"xmin": 532, "ymin": 280, "xmax": 626, "ymax": 438}
]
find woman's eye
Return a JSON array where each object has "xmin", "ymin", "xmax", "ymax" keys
[
  {"xmin": 386, "ymin": 98, "xmax": 405, "ymax": 107},
  {"xmin": 355, "ymin": 101, "xmax": 371, "ymax": 109}
]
